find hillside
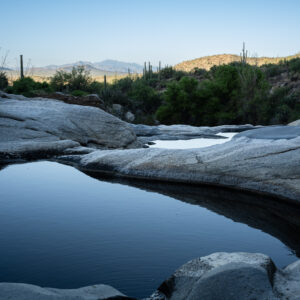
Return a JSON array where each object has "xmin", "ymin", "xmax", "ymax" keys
[{"xmin": 175, "ymin": 53, "xmax": 300, "ymax": 72}]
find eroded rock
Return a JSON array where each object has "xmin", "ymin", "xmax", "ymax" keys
[
  {"xmin": 61, "ymin": 125, "xmax": 300, "ymax": 201},
  {"xmin": 0, "ymin": 94, "xmax": 138, "ymax": 160}
]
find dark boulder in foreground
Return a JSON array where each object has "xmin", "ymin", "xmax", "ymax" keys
[{"xmin": 147, "ymin": 252, "xmax": 300, "ymax": 300}]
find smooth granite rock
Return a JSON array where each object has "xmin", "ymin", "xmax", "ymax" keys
[
  {"xmin": 147, "ymin": 252, "xmax": 300, "ymax": 300},
  {"xmin": 59, "ymin": 125, "xmax": 300, "ymax": 202},
  {"xmin": 130, "ymin": 123, "xmax": 261, "ymax": 143},
  {"xmin": 0, "ymin": 283, "xmax": 133, "ymax": 300},
  {"xmin": 234, "ymin": 125, "xmax": 300, "ymax": 140},
  {"xmin": 274, "ymin": 260, "xmax": 300, "ymax": 299},
  {"xmin": 289, "ymin": 119, "xmax": 300, "ymax": 126},
  {"xmin": 0, "ymin": 94, "xmax": 138, "ymax": 160}
]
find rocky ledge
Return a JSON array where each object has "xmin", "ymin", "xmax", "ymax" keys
[
  {"xmin": 0, "ymin": 93, "xmax": 139, "ymax": 161},
  {"xmin": 1, "ymin": 93, "xmax": 300, "ymax": 201},
  {"xmin": 59, "ymin": 125, "xmax": 300, "ymax": 202},
  {"xmin": 0, "ymin": 252, "xmax": 299, "ymax": 299},
  {"xmin": 1, "ymin": 94, "xmax": 300, "ymax": 298}
]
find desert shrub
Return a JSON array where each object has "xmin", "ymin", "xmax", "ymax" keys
[
  {"xmin": 112, "ymin": 77, "xmax": 133, "ymax": 93},
  {"xmin": 50, "ymin": 66, "xmax": 92, "ymax": 92},
  {"xmin": 129, "ymin": 80, "xmax": 161, "ymax": 113},
  {"xmin": 50, "ymin": 70, "xmax": 71, "ymax": 91},
  {"xmin": 262, "ymin": 63, "xmax": 283, "ymax": 77},
  {"xmin": 288, "ymin": 58, "xmax": 300, "ymax": 73},
  {"xmin": 11, "ymin": 77, "xmax": 38, "ymax": 97},
  {"xmin": 156, "ymin": 76, "xmax": 201, "ymax": 124},
  {"xmin": 9, "ymin": 77, "xmax": 52, "ymax": 97},
  {"xmin": 193, "ymin": 68, "xmax": 207, "ymax": 76},
  {"xmin": 156, "ymin": 64, "xmax": 269, "ymax": 126},
  {"xmin": 71, "ymin": 90, "xmax": 89, "ymax": 97},
  {"xmin": 159, "ymin": 66, "xmax": 175, "ymax": 79},
  {"xmin": 87, "ymin": 81, "xmax": 104, "ymax": 94},
  {"xmin": 0, "ymin": 72, "xmax": 8, "ymax": 90},
  {"xmin": 258, "ymin": 87, "xmax": 300, "ymax": 124},
  {"xmin": 68, "ymin": 66, "xmax": 92, "ymax": 91}
]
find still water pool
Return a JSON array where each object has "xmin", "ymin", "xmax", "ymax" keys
[{"xmin": 0, "ymin": 161, "xmax": 298, "ymax": 298}]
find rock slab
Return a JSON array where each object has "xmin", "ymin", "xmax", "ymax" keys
[
  {"xmin": 148, "ymin": 252, "xmax": 300, "ymax": 300},
  {"xmin": 0, "ymin": 94, "xmax": 138, "ymax": 160},
  {"xmin": 65, "ymin": 125, "xmax": 300, "ymax": 202}
]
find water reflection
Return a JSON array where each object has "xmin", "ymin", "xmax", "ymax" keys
[
  {"xmin": 0, "ymin": 161, "xmax": 299, "ymax": 298},
  {"xmin": 84, "ymin": 170, "xmax": 300, "ymax": 257}
]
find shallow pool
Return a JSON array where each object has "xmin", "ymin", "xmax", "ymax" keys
[
  {"xmin": 149, "ymin": 132, "xmax": 237, "ymax": 149},
  {"xmin": 0, "ymin": 161, "xmax": 298, "ymax": 298}
]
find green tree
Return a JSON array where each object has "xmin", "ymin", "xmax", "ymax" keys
[{"xmin": 0, "ymin": 72, "xmax": 8, "ymax": 90}]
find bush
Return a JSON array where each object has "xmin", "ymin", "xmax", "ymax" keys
[
  {"xmin": 50, "ymin": 66, "xmax": 92, "ymax": 92},
  {"xmin": 0, "ymin": 72, "xmax": 8, "ymax": 90},
  {"xmin": 50, "ymin": 70, "xmax": 71, "ymax": 91},
  {"xmin": 258, "ymin": 87, "xmax": 300, "ymax": 124},
  {"xmin": 87, "ymin": 81, "xmax": 104, "ymax": 94},
  {"xmin": 288, "ymin": 58, "xmax": 300, "ymax": 73},
  {"xmin": 11, "ymin": 77, "xmax": 38, "ymax": 97},
  {"xmin": 129, "ymin": 80, "xmax": 161, "ymax": 113},
  {"xmin": 9, "ymin": 77, "xmax": 52, "ymax": 97},
  {"xmin": 193, "ymin": 68, "xmax": 207, "ymax": 77},
  {"xmin": 156, "ymin": 77, "xmax": 201, "ymax": 124},
  {"xmin": 262, "ymin": 64, "xmax": 283, "ymax": 77},
  {"xmin": 71, "ymin": 90, "xmax": 89, "ymax": 97}
]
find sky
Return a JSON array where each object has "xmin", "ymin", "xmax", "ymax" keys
[{"xmin": 1, "ymin": 0, "xmax": 300, "ymax": 67}]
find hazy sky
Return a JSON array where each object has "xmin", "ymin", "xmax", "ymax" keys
[{"xmin": 1, "ymin": 0, "xmax": 300, "ymax": 67}]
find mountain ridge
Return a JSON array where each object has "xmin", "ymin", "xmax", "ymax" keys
[
  {"xmin": 175, "ymin": 53, "xmax": 300, "ymax": 72},
  {"xmin": 34, "ymin": 59, "xmax": 144, "ymax": 75}
]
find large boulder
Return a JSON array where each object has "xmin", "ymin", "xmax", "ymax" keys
[
  {"xmin": 148, "ymin": 252, "xmax": 300, "ymax": 300},
  {"xmin": 0, "ymin": 94, "xmax": 138, "ymax": 160}
]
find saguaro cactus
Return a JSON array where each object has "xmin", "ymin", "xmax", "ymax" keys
[
  {"xmin": 104, "ymin": 75, "xmax": 107, "ymax": 90},
  {"xmin": 20, "ymin": 55, "xmax": 24, "ymax": 79},
  {"xmin": 241, "ymin": 42, "xmax": 248, "ymax": 65}
]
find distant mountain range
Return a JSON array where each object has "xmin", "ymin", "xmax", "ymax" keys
[
  {"xmin": 2, "ymin": 60, "xmax": 144, "ymax": 78},
  {"xmin": 175, "ymin": 53, "xmax": 300, "ymax": 72},
  {"xmin": 28, "ymin": 60, "xmax": 144, "ymax": 77},
  {"xmin": 0, "ymin": 67, "xmax": 12, "ymax": 71}
]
